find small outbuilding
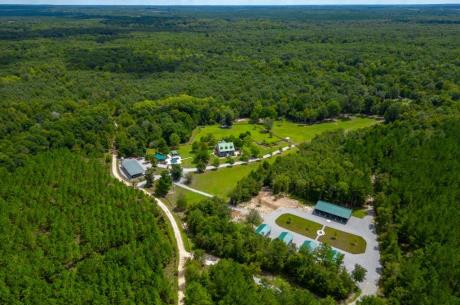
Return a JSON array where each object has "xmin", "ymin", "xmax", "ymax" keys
[
  {"xmin": 301, "ymin": 240, "xmax": 319, "ymax": 252},
  {"xmin": 313, "ymin": 200, "xmax": 352, "ymax": 224},
  {"xmin": 215, "ymin": 140, "xmax": 235, "ymax": 157},
  {"xmin": 168, "ymin": 156, "xmax": 181, "ymax": 165},
  {"xmin": 278, "ymin": 232, "xmax": 293, "ymax": 245},
  {"xmin": 154, "ymin": 152, "xmax": 167, "ymax": 162},
  {"xmin": 255, "ymin": 224, "xmax": 271, "ymax": 236},
  {"xmin": 121, "ymin": 159, "xmax": 144, "ymax": 179},
  {"xmin": 331, "ymin": 249, "xmax": 344, "ymax": 261}
]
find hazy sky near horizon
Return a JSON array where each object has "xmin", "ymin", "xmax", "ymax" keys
[{"xmin": 1, "ymin": 0, "xmax": 459, "ymax": 5}]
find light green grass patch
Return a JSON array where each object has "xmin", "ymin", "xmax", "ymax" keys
[
  {"xmin": 177, "ymin": 122, "xmax": 279, "ymax": 159},
  {"xmin": 165, "ymin": 185, "xmax": 207, "ymax": 207},
  {"xmin": 176, "ymin": 144, "xmax": 194, "ymax": 159},
  {"xmin": 275, "ymin": 213, "xmax": 323, "ymax": 239},
  {"xmin": 180, "ymin": 156, "xmax": 194, "ymax": 168},
  {"xmin": 145, "ymin": 148, "xmax": 156, "ymax": 156},
  {"xmin": 272, "ymin": 117, "xmax": 378, "ymax": 144},
  {"xmin": 352, "ymin": 208, "xmax": 368, "ymax": 219},
  {"xmin": 190, "ymin": 162, "xmax": 260, "ymax": 199},
  {"xmin": 319, "ymin": 227, "xmax": 367, "ymax": 254}
]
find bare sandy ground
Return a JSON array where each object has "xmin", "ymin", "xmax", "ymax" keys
[{"xmin": 239, "ymin": 189, "xmax": 311, "ymax": 216}]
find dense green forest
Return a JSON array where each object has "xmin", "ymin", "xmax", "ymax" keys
[
  {"xmin": 1, "ymin": 5, "xmax": 460, "ymax": 169},
  {"xmin": 185, "ymin": 259, "xmax": 336, "ymax": 305},
  {"xmin": 231, "ymin": 112, "xmax": 460, "ymax": 304},
  {"xmin": 0, "ymin": 151, "xmax": 175, "ymax": 304},
  {"xmin": 1, "ymin": 5, "xmax": 459, "ymax": 305}
]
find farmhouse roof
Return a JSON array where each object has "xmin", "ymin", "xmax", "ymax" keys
[{"xmin": 216, "ymin": 141, "xmax": 235, "ymax": 152}]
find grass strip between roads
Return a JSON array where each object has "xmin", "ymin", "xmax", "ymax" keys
[
  {"xmin": 275, "ymin": 213, "xmax": 323, "ymax": 239},
  {"xmin": 276, "ymin": 213, "xmax": 367, "ymax": 254},
  {"xmin": 319, "ymin": 227, "xmax": 367, "ymax": 254}
]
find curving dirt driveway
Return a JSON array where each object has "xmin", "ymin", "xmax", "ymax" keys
[
  {"xmin": 157, "ymin": 144, "xmax": 296, "ymax": 173},
  {"xmin": 111, "ymin": 154, "xmax": 190, "ymax": 305}
]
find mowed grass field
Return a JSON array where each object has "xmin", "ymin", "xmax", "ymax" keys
[
  {"xmin": 189, "ymin": 162, "xmax": 261, "ymax": 199},
  {"xmin": 188, "ymin": 149, "xmax": 292, "ymax": 199},
  {"xmin": 272, "ymin": 117, "xmax": 379, "ymax": 144},
  {"xmin": 276, "ymin": 213, "xmax": 323, "ymax": 239},
  {"xmin": 177, "ymin": 121, "xmax": 280, "ymax": 159},
  {"xmin": 319, "ymin": 227, "xmax": 367, "ymax": 254},
  {"xmin": 181, "ymin": 117, "xmax": 377, "ymax": 199},
  {"xmin": 165, "ymin": 185, "xmax": 208, "ymax": 207},
  {"xmin": 176, "ymin": 117, "xmax": 378, "ymax": 161}
]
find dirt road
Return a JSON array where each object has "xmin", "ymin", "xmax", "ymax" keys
[{"xmin": 111, "ymin": 154, "xmax": 190, "ymax": 305}]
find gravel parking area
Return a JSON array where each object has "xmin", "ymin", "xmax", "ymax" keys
[{"xmin": 262, "ymin": 207, "xmax": 381, "ymax": 298}]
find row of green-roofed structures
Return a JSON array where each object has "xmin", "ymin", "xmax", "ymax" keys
[{"xmin": 255, "ymin": 223, "xmax": 343, "ymax": 261}]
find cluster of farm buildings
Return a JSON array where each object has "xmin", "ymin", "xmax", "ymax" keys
[{"xmin": 120, "ymin": 140, "xmax": 236, "ymax": 179}]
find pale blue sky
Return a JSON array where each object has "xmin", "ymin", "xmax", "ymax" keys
[{"xmin": 1, "ymin": 0, "xmax": 459, "ymax": 5}]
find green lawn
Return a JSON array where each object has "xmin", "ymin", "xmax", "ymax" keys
[
  {"xmin": 352, "ymin": 208, "xmax": 368, "ymax": 219},
  {"xmin": 189, "ymin": 162, "xmax": 261, "ymax": 199},
  {"xmin": 272, "ymin": 117, "xmax": 379, "ymax": 144},
  {"xmin": 275, "ymin": 213, "xmax": 323, "ymax": 239},
  {"xmin": 165, "ymin": 185, "xmax": 208, "ymax": 208},
  {"xmin": 177, "ymin": 122, "xmax": 281, "ymax": 159},
  {"xmin": 319, "ymin": 227, "xmax": 367, "ymax": 254},
  {"xmin": 180, "ymin": 156, "xmax": 195, "ymax": 168},
  {"xmin": 191, "ymin": 122, "xmax": 275, "ymax": 143},
  {"xmin": 175, "ymin": 117, "xmax": 377, "ymax": 165}
]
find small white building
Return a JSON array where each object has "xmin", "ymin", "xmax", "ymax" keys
[{"xmin": 165, "ymin": 150, "xmax": 182, "ymax": 166}]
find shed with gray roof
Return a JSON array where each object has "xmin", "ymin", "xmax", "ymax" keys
[{"xmin": 121, "ymin": 159, "xmax": 144, "ymax": 179}]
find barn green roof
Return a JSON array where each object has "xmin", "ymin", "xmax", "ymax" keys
[{"xmin": 315, "ymin": 200, "xmax": 352, "ymax": 220}]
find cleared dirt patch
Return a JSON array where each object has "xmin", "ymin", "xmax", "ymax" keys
[{"xmin": 240, "ymin": 190, "xmax": 308, "ymax": 215}]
